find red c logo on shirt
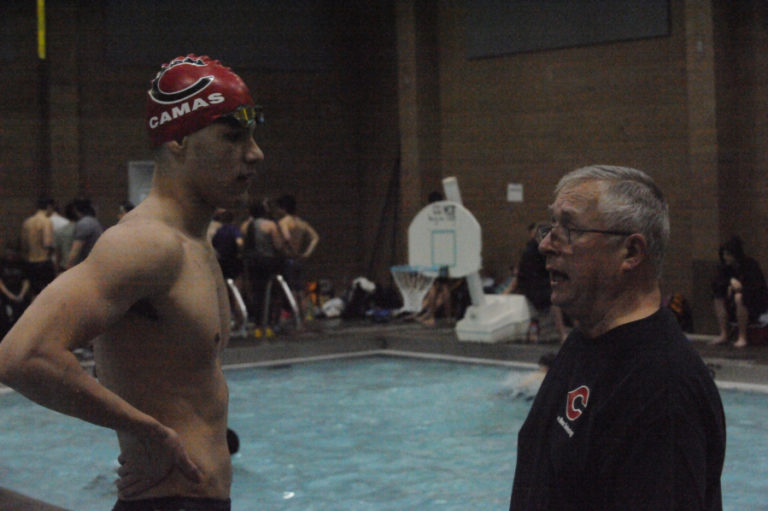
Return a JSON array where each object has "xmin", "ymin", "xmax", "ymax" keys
[{"xmin": 566, "ymin": 385, "xmax": 590, "ymax": 421}]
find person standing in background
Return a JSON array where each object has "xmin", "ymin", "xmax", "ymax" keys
[
  {"xmin": 0, "ymin": 244, "xmax": 31, "ymax": 337},
  {"xmin": 53, "ymin": 201, "xmax": 78, "ymax": 274},
  {"xmin": 64, "ymin": 199, "xmax": 104, "ymax": 269},
  {"xmin": 275, "ymin": 194, "xmax": 319, "ymax": 320},
  {"xmin": 47, "ymin": 200, "xmax": 72, "ymax": 273},
  {"xmin": 241, "ymin": 198, "xmax": 288, "ymax": 337},
  {"xmin": 212, "ymin": 209, "xmax": 247, "ymax": 336},
  {"xmin": 502, "ymin": 221, "xmax": 568, "ymax": 342},
  {"xmin": 20, "ymin": 198, "xmax": 56, "ymax": 296}
]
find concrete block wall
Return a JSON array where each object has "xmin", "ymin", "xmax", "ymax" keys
[
  {"xmin": 395, "ymin": 0, "xmax": 768, "ymax": 334},
  {"xmin": 1, "ymin": 0, "xmax": 767, "ymax": 334}
]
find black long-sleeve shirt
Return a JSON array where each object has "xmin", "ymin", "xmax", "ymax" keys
[{"xmin": 510, "ymin": 308, "xmax": 726, "ymax": 511}]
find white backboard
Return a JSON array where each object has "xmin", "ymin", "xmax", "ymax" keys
[{"xmin": 408, "ymin": 200, "xmax": 482, "ymax": 278}]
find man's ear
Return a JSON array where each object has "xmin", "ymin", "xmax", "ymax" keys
[{"xmin": 620, "ymin": 233, "xmax": 648, "ymax": 272}]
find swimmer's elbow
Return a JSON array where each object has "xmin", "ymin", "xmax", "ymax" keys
[
  {"xmin": 0, "ymin": 341, "xmax": 24, "ymax": 386},
  {"xmin": 0, "ymin": 341, "xmax": 55, "ymax": 388},
  {"xmin": 0, "ymin": 351, "xmax": 9, "ymax": 385}
]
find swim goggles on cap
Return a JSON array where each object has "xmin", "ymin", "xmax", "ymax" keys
[{"xmin": 223, "ymin": 104, "xmax": 265, "ymax": 128}]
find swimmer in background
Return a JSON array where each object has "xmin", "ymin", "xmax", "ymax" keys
[
  {"xmin": 500, "ymin": 353, "xmax": 556, "ymax": 400},
  {"xmin": 517, "ymin": 352, "xmax": 556, "ymax": 390},
  {"xmin": 0, "ymin": 55, "xmax": 264, "ymax": 511}
]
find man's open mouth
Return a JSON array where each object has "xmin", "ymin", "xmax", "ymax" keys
[{"xmin": 549, "ymin": 270, "xmax": 568, "ymax": 283}]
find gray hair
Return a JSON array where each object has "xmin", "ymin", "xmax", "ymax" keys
[{"xmin": 555, "ymin": 165, "xmax": 670, "ymax": 276}]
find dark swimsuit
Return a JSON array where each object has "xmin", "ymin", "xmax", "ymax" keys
[{"xmin": 112, "ymin": 496, "xmax": 231, "ymax": 511}]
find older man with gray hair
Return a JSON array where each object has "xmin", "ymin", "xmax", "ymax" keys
[{"xmin": 510, "ymin": 165, "xmax": 725, "ymax": 511}]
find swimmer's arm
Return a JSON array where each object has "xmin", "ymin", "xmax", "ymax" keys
[
  {"xmin": 15, "ymin": 279, "xmax": 31, "ymax": 302},
  {"xmin": 20, "ymin": 279, "xmax": 31, "ymax": 300},
  {"xmin": 64, "ymin": 239, "xmax": 83, "ymax": 269},
  {"xmin": 265, "ymin": 221, "xmax": 288, "ymax": 253},
  {"xmin": 277, "ymin": 216, "xmax": 293, "ymax": 243},
  {"xmin": 517, "ymin": 370, "xmax": 543, "ymax": 389},
  {"xmin": 0, "ymin": 226, "xmax": 202, "ymax": 487},
  {"xmin": 300, "ymin": 220, "xmax": 319, "ymax": 259},
  {"xmin": 275, "ymin": 217, "xmax": 299, "ymax": 257},
  {"xmin": 42, "ymin": 217, "xmax": 54, "ymax": 254},
  {"xmin": 239, "ymin": 218, "xmax": 251, "ymax": 237},
  {"xmin": 0, "ymin": 280, "xmax": 14, "ymax": 300}
]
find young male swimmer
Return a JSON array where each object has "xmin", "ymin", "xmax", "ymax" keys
[{"xmin": 0, "ymin": 54, "xmax": 264, "ymax": 511}]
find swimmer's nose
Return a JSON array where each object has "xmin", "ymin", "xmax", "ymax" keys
[{"xmin": 246, "ymin": 137, "xmax": 264, "ymax": 163}]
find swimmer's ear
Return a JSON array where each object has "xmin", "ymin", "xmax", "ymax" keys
[
  {"xmin": 166, "ymin": 137, "xmax": 187, "ymax": 156},
  {"xmin": 620, "ymin": 233, "xmax": 647, "ymax": 272}
]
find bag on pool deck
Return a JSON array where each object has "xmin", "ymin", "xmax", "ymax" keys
[{"xmin": 341, "ymin": 277, "xmax": 377, "ymax": 319}]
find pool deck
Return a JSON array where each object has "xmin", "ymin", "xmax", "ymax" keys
[
  {"xmin": 0, "ymin": 488, "xmax": 69, "ymax": 511},
  {"xmin": 2, "ymin": 317, "xmax": 768, "ymax": 511},
  {"xmin": 224, "ymin": 317, "xmax": 768, "ymax": 389}
]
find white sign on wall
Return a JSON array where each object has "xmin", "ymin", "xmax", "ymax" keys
[
  {"xmin": 128, "ymin": 161, "xmax": 155, "ymax": 206},
  {"xmin": 507, "ymin": 183, "xmax": 523, "ymax": 202}
]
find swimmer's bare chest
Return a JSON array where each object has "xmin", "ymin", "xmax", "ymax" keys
[
  {"xmin": 96, "ymin": 238, "xmax": 230, "ymax": 381},
  {"xmin": 174, "ymin": 239, "xmax": 231, "ymax": 350}
]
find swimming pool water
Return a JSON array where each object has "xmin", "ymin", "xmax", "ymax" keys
[
  {"xmin": 227, "ymin": 357, "xmax": 525, "ymax": 511},
  {"xmin": 0, "ymin": 356, "xmax": 766, "ymax": 510}
]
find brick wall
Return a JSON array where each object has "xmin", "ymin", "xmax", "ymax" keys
[
  {"xmin": 2, "ymin": 1, "xmax": 767, "ymax": 334},
  {"xmin": 0, "ymin": 2, "xmax": 400, "ymax": 298},
  {"xmin": 400, "ymin": 0, "xmax": 768, "ymax": 334}
]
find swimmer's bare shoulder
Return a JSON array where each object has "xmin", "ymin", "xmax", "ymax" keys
[
  {"xmin": 0, "ymin": 214, "xmax": 186, "ymax": 371},
  {"xmin": 91, "ymin": 215, "xmax": 186, "ymax": 293},
  {"xmin": 93, "ymin": 212, "xmax": 227, "ymax": 382}
]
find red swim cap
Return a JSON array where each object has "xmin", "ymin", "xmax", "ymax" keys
[{"xmin": 146, "ymin": 54, "xmax": 255, "ymax": 147}]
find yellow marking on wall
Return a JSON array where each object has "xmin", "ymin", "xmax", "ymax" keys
[{"xmin": 37, "ymin": 0, "xmax": 46, "ymax": 60}]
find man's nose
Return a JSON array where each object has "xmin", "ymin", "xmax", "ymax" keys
[{"xmin": 538, "ymin": 233, "xmax": 554, "ymax": 255}]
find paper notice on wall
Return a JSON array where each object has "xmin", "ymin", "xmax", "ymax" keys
[
  {"xmin": 128, "ymin": 160, "xmax": 155, "ymax": 206},
  {"xmin": 507, "ymin": 183, "xmax": 523, "ymax": 202}
]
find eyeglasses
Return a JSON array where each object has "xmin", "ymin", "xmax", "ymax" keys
[
  {"xmin": 535, "ymin": 222, "xmax": 633, "ymax": 245},
  {"xmin": 222, "ymin": 104, "xmax": 265, "ymax": 128}
]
